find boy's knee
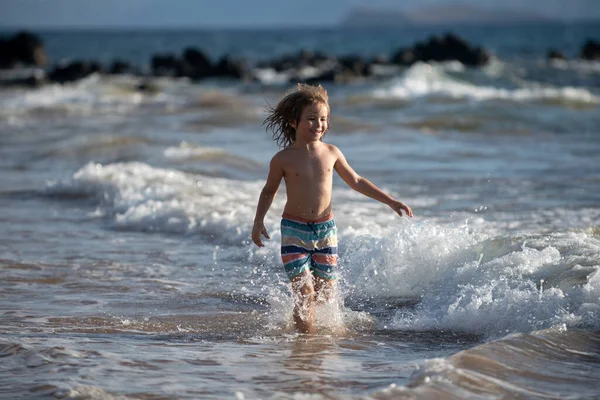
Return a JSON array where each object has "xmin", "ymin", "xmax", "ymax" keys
[
  {"xmin": 314, "ymin": 276, "xmax": 335, "ymax": 289},
  {"xmin": 299, "ymin": 284, "xmax": 314, "ymax": 297},
  {"xmin": 291, "ymin": 272, "xmax": 314, "ymax": 296},
  {"xmin": 293, "ymin": 280, "xmax": 314, "ymax": 298}
]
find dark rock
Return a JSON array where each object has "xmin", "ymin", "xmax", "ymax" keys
[
  {"xmin": 48, "ymin": 61, "xmax": 103, "ymax": 84},
  {"xmin": 0, "ymin": 40, "xmax": 19, "ymax": 69},
  {"xmin": 179, "ymin": 47, "xmax": 213, "ymax": 79},
  {"xmin": 109, "ymin": 59, "xmax": 132, "ymax": 74},
  {"xmin": 149, "ymin": 48, "xmax": 246, "ymax": 80},
  {"xmin": 371, "ymin": 54, "xmax": 389, "ymax": 65},
  {"xmin": 391, "ymin": 49, "xmax": 417, "ymax": 66},
  {"xmin": 261, "ymin": 49, "xmax": 333, "ymax": 72},
  {"xmin": 338, "ymin": 55, "xmax": 368, "ymax": 76},
  {"xmin": 301, "ymin": 65, "xmax": 366, "ymax": 85},
  {"xmin": 213, "ymin": 56, "xmax": 246, "ymax": 79},
  {"xmin": 302, "ymin": 70, "xmax": 337, "ymax": 84},
  {"xmin": 0, "ymin": 31, "xmax": 46, "ymax": 69},
  {"xmin": 391, "ymin": 33, "xmax": 490, "ymax": 67},
  {"xmin": 268, "ymin": 55, "xmax": 303, "ymax": 72},
  {"xmin": 182, "ymin": 47, "xmax": 211, "ymax": 68},
  {"xmin": 547, "ymin": 49, "xmax": 567, "ymax": 61},
  {"xmin": 580, "ymin": 39, "xmax": 600, "ymax": 60},
  {"xmin": 151, "ymin": 53, "xmax": 180, "ymax": 77},
  {"xmin": 466, "ymin": 47, "xmax": 491, "ymax": 67}
]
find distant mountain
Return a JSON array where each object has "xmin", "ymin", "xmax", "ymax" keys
[
  {"xmin": 406, "ymin": 3, "xmax": 552, "ymax": 24},
  {"xmin": 340, "ymin": 4, "xmax": 553, "ymax": 27}
]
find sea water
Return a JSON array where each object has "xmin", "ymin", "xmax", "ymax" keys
[{"xmin": 1, "ymin": 23, "xmax": 600, "ymax": 399}]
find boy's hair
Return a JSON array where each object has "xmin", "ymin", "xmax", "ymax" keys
[{"xmin": 263, "ymin": 83, "xmax": 330, "ymax": 148}]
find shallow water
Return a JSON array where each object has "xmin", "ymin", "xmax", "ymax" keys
[{"xmin": 2, "ymin": 23, "xmax": 600, "ymax": 399}]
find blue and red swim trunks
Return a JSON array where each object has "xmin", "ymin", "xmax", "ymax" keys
[{"xmin": 280, "ymin": 213, "xmax": 338, "ymax": 281}]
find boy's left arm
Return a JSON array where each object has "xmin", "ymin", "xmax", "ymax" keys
[{"xmin": 333, "ymin": 147, "xmax": 413, "ymax": 218}]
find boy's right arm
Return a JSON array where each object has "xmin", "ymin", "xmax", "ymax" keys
[{"xmin": 252, "ymin": 155, "xmax": 284, "ymax": 247}]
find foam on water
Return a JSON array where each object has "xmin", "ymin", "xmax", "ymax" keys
[
  {"xmin": 261, "ymin": 210, "xmax": 600, "ymax": 337},
  {"xmin": 0, "ymin": 75, "xmax": 188, "ymax": 123},
  {"xmin": 45, "ymin": 161, "xmax": 600, "ymax": 338},
  {"xmin": 372, "ymin": 62, "xmax": 599, "ymax": 103},
  {"xmin": 350, "ymin": 224, "xmax": 600, "ymax": 337},
  {"xmin": 548, "ymin": 58, "xmax": 600, "ymax": 73},
  {"xmin": 46, "ymin": 161, "xmax": 269, "ymax": 244}
]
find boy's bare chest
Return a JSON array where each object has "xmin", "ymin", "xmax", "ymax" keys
[{"xmin": 284, "ymin": 154, "xmax": 334, "ymax": 180}]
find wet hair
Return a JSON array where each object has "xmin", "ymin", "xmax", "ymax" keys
[{"xmin": 263, "ymin": 83, "xmax": 330, "ymax": 148}]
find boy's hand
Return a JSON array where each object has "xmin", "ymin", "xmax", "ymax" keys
[
  {"xmin": 389, "ymin": 200, "xmax": 413, "ymax": 218},
  {"xmin": 252, "ymin": 221, "xmax": 270, "ymax": 247}
]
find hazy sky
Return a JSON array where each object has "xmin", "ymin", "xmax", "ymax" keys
[{"xmin": 1, "ymin": 0, "xmax": 599, "ymax": 28}]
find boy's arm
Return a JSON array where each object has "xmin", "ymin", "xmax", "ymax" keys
[
  {"xmin": 333, "ymin": 146, "xmax": 413, "ymax": 218},
  {"xmin": 252, "ymin": 155, "xmax": 284, "ymax": 247}
]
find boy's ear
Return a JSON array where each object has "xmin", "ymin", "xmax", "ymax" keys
[{"xmin": 289, "ymin": 120, "xmax": 296, "ymax": 129}]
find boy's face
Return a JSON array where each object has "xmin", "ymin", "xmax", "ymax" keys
[{"xmin": 292, "ymin": 102, "xmax": 329, "ymax": 143}]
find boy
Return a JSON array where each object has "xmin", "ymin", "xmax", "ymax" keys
[{"xmin": 252, "ymin": 84, "xmax": 412, "ymax": 334}]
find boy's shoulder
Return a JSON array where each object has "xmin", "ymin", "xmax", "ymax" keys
[
  {"xmin": 323, "ymin": 142, "xmax": 340, "ymax": 152},
  {"xmin": 273, "ymin": 146, "xmax": 292, "ymax": 159},
  {"xmin": 320, "ymin": 142, "xmax": 342, "ymax": 157},
  {"xmin": 270, "ymin": 147, "xmax": 293, "ymax": 167}
]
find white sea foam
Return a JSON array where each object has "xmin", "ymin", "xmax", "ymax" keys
[
  {"xmin": 372, "ymin": 62, "xmax": 599, "ymax": 103},
  {"xmin": 46, "ymin": 161, "xmax": 600, "ymax": 337},
  {"xmin": 318, "ymin": 197, "xmax": 600, "ymax": 337},
  {"xmin": 0, "ymin": 75, "xmax": 181, "ymax": 121},
  {"xmin": 47, "ymin": 161, "xmax": 273, "ymax": 245},
  {"xmin": 345, "ymin": 224, "xmax": 600, "ymax": 336},
  {"xmin": 261, "ymin": 204, "xmax": 599, "ymax": 336},
  {"xmin": 548, "ymin": 58, "xmax": 600, "ymax": 73},
  {"xmin": 164, "ymin": 142, "xmax": 228, "ymax": 160},
  {"xmin": 55, "ymin": 385, "xmax": 136, "ymax": 400},
  {"xmin": 251, "ymin": 68, "xmax": 290, "ymax": 85}
]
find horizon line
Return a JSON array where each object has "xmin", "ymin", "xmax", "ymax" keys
[{"xmin": 1, "ymin": 17, "xmax": 599, "ymax": 32}]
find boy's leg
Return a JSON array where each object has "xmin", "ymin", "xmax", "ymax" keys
[
  {"xmin": 290, "ymin": 270, "xmax": 316, "ymax": 334},
  {"xmin": 309, "ymin": 217, "xmax": 337, "ymax": 304},
  {"xmin": 313, "ymin": 276, "xmax": 335, "ymax": 304}
]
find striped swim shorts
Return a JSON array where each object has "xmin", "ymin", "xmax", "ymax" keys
[{"xmin": 280, "ymin": 213, "xmax": 338, "ymax": 281}]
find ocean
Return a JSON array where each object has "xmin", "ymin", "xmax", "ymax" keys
[{"xmin": 1, "ymin": 22, "xmax": 600, "ymax": 399}]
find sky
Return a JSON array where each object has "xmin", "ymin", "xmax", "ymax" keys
[{"xmin": 1, "ymin": 0, "xmax": 599, "ymax": 28}]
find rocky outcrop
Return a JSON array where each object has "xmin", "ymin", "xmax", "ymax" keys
[
  {"xmin": 0, "ymin": 31, "xmax": 46, "ymax": 69},
  {"xmin": 213, "ymin": 56, "xmax": 246, "ymax": 79},
  {"xmin": 580, "ymin": 39, "xmax": 600, "ymax": 61},
  {"xmin": 391, "ymin": 33, "xmax": 490, "ymax": 67},
  {"xmin": 545, "ymin": 38, "xmax": 599, "ymax": 63},
  {"xmin": 150, "ymin": 53, "xmax": 179, "ymax": 77},
  {"xmin": 179, "ymin": 47, "xmax": 213, "ymax": 79},
  {"xmin": 547, "ymin": 49, "xmax": 567, "ymax": 61},
  {"xmin": 48, "ymin": 61, "xmax": 103, "ymax": 84},
  {"xmin": 150, "ymin": 48, "xmax": 247, "ymax": 80},
  {"xmin": 1, "ymin": 30, "xmax": 494, "ymax": 87},
  {"xmin": 108, "ymin": 59, "xmax": 134, "ymax": 75},
  {"xmin": 13, "ymin": 31, "xmax": 600, "ymax": 88}
]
